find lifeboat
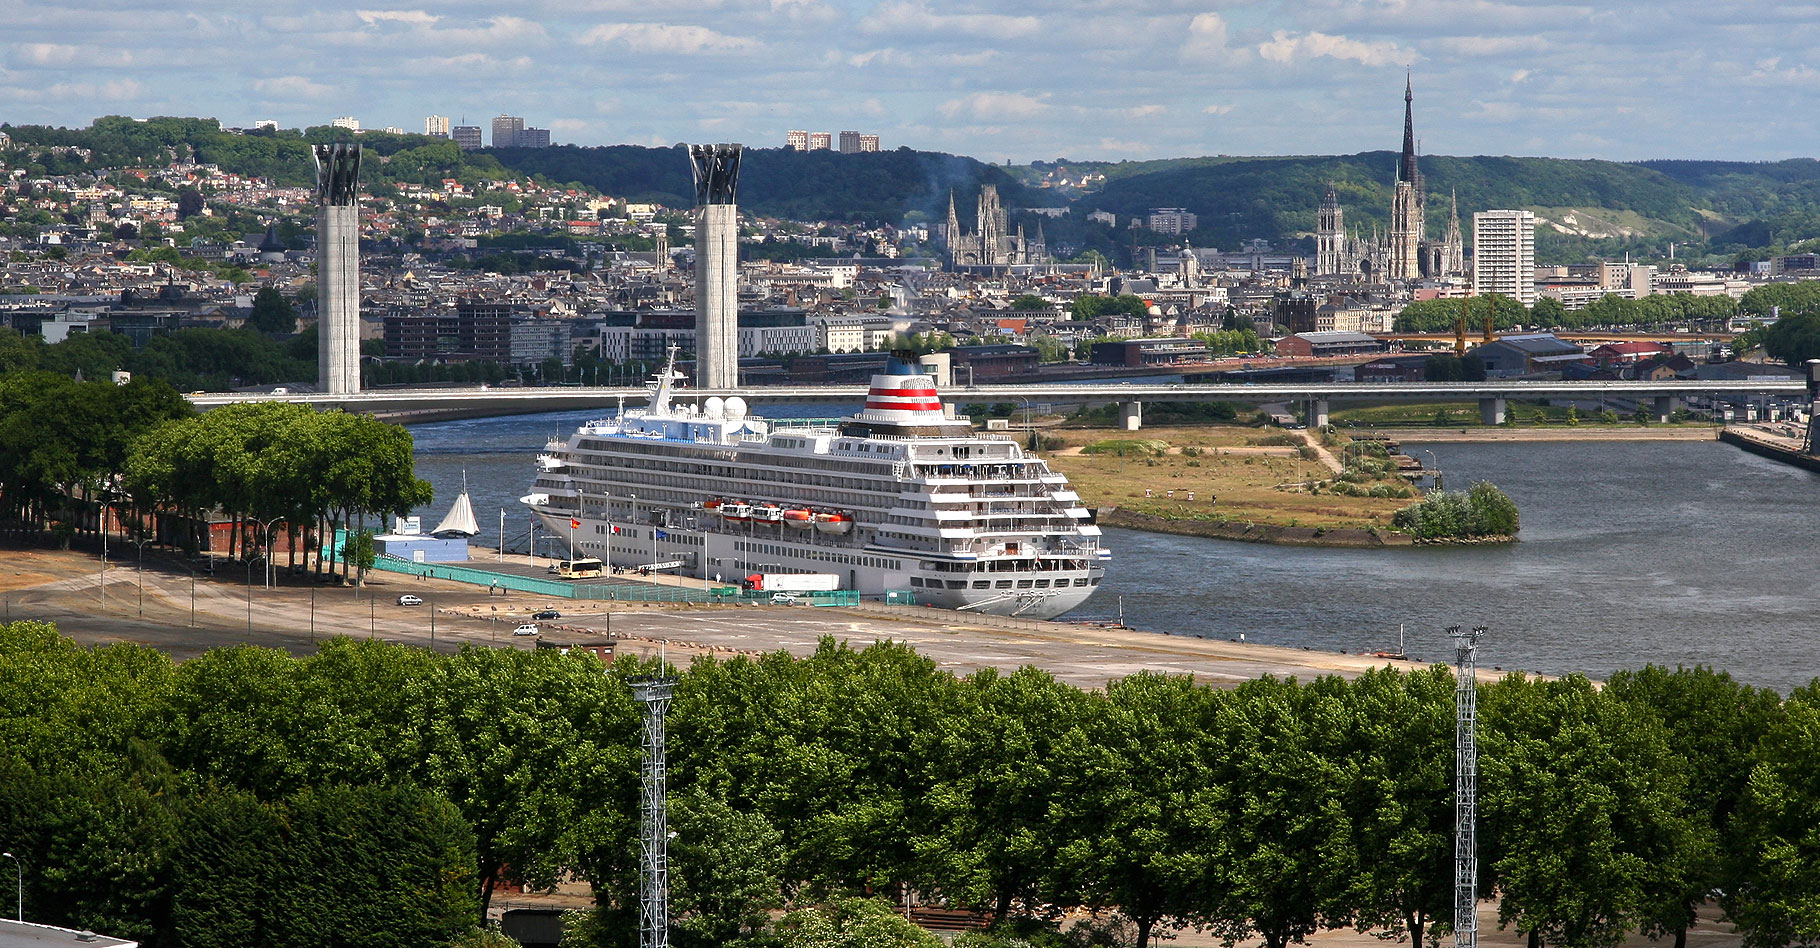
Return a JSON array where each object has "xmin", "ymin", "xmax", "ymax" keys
[
  {"xmin": 813, "ymin": 512, "xmax": 854, "ymax": 535},
  {"xmin": 721, "ymin": 503, "xmax": 751, "ymax": 521},
  {"xmin": 703, "ymin": 499, "xmax": 723, "ymax": 511},
  {"xmin": 783, "ymin": 508, "xmax": 814, "ymax": 528},
  {"xmin": 751, "ymin": 505, "xmax": 784, "ymax": 524}
]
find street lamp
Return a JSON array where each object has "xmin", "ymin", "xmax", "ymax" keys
[
  {"xmin": 1424, "ymin": 450, "xmax": 1442, "ymax": 492},
  {"xmin": 3, "ymin": 849, "xmax": 20, "ymax": 920},
  {"xmin": 127, "ymin": 534, "xmax": 153, "ymax": 617},
  {"xmin": 256, "ymin": 517, "xmax": 285, "ymax": 590},
  {"xmin": 1016, "ymin": 396, "xmax": 1034, "ymax": 450}
]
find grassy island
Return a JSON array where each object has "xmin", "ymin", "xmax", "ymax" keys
[{"xmin": 1034, "ymin": 422, "xmax": 1424, "ymax": 545}]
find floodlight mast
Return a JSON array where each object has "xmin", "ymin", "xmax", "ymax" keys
[{"xmin": 1451, "ymin": 626, "xmax": 1485, "ymax": 948}]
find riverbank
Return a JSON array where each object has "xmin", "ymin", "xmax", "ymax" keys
[
  {"xmin": 1097, "ymin": 507, "xmax": 1416, "ymax": 547},
  {"xmin": 1395, "ymin": 425, "xmax": 1720, "ymax": 443},
  {"xmin": 0, "ymin": 544, "xmax": 1515, "ymax": 690},
  {"xmin": 1040, "ymin": 425, "xmax": 1416, "ymax": 540}
]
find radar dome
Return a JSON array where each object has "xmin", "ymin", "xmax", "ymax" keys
[
  {"xmin": 704, "ymin": 396, "xmax": 725, "ymax": 418},
  {"xmin": 725, "ymin": 396, "xmax": 747, "ymax": 420}
]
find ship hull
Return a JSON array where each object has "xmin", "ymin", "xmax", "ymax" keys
[{"xmin": 529, "ymin": 507, "xmax": 1103, "ymax": 620}]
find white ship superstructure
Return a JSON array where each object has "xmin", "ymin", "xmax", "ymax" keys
[{"xmin": 521, "ymin": 354, "xmax": 1109, "ymax": 618}]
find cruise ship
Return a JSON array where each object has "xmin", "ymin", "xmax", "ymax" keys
[{"xmin": 521, "ymin": 353, "xmax": 1109, "ymax": 618}]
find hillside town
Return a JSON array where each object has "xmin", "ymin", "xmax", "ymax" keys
[{"xmin": 0, "ymin": 108, "xmax": 1803, "ymax": 394}]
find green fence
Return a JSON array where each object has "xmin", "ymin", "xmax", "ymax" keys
[{"xmin": 371, "ymin": 555, "xmax": 872, "ymax": 606}]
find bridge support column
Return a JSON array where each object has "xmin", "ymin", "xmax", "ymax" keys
[
  {"xmin": 1654, "ymin": 395, "xmax": 1675, "ymax": 424},
  {"xmin": 1119, "ymin": 401, "xmax": 1142, "ymax": 431},
  {"xmin": 1307, "ymin": 398, "xmax": 1329, "ymax": 428},
  {"xmin": 1479, "ymin": 396, "xmax": 1506, "ymax": 426}
]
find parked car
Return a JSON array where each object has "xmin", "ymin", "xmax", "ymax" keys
[
  {"xmin": 770, "ymin": 593, "xmax": 799, "ymax": 605},
  {"xmin": 513, "ymin": 623, "xmax": 539, "ymax": 636},
  {"xmin": 397, "ymin": 594, "xmax": 423, "ymax": 606},
  {"xmin": 532, "ymin": 609, "xmax": 561, "ymax": 620}
]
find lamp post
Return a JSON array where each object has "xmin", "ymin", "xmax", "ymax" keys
[
  {"xmin": 128, "ymin": 535, "xmax": 152, "ymax": 617},
  {"xmin": 1, "ymin": 850, "xmax": 17, "ymax": 920},
  {"xmin": 99, "ymin": 494, "xmax": 110, "ymax": 612},
  {"xmin": 256, "ymin": 517, "xmax": 285, "ymax": 590},
  {"xmin": 1424, "ymin": 450, "xmax": 1442, "ymax": 493},
  {"xmin": 1017, "ymin": 396, "xmax": 1035, "ymax": 450}
]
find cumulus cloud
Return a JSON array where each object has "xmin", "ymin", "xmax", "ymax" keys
[
  {"xmin": 581, "ymin": 23, "xmax": 758, "ymax": 53},
  {"xmin": 860, "ymin": 1, "xmax": 1043, "ymax": 39},
  {"xmin": 1181, "ymin": 13, "xmax": 1228, "ymax": 57},
  {"xmin": 1203, "ymin": 104, "xmax": 1235, "ymax": 115},
  {"xmin": 252, "ymin": 75, "xmax": 338, "ymax": 101},
  {"xmin": 1257, "ymin": 30, "xmax": 1415, "ymax": 67},
  {"xmin": 937, "ymin": 91, "xmax": 1050, "ymax": 121},
  {"xmin": 355, "ymin": 9, "xmax": 440, "ymax": 26}
]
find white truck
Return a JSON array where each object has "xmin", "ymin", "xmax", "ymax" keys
[{"xmin": 744, "ymin": 572, "xmax": 842, "ymax": 593}]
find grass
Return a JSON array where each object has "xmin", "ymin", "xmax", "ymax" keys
[
  {"xmin": 1332, "ymin": 400, "xmax": 1714, "ymax": 428},
  {"xmin": 1042, "ymin": 425, "xmax": 1416, "ymax": 531}
]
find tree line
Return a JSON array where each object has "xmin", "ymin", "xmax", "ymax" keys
[
  {"xmin": 0, "ymin": 374, "xmax": 428, "ymax": 582},
  {"xmin": 124, "ymin": 402, "xmax": 430, "ymax": 580},
  {"xmin": 1393, "ymin": 292, "xmax": 1738, "ymax": 334},
  {"xmin": 2, "ymin": 622, "xmax": 1815, "ymax": 948}
]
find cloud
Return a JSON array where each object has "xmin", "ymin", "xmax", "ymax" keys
[
  {"xmin": 1181, "ymin": 13, "xmax": 1228, "ymax": 57},
  {"xmin": 1123, "ymin": 104, "xmax": 1166, "ymax": 118},
  {"xmin": 1257, "ymin": 30, "xmax": 1416, "ymax": 67},
  {"xmin": 580, "ymin": 23, "xmax": 758, "ymax": 53},
  {"xmin": 11, "ymin": 43, "xmax": 82, "ymax": 67},
  {"xmin": 355, "ymin": 9, "xmax": 440, "ymax": 27},
  {"xmin": 937, "ymin": 92, "xmax": 1050, "ymax": 121},
  {"xmin": 252, "ymin": 76, "xmax": 338, "ymax": 101},
  {"xmin": 1203, "ymin": 104, "xmax": 1235, "ymax": 115},
  {"xmin": 860, "ymin": 1, "xmax": 1043, "ymax": 39}
]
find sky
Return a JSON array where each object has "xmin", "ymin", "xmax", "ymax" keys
[{"xmin": 2, "ymin": 0, "xmax": 1817, "ymax": 164}]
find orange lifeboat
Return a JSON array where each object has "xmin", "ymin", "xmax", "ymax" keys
[
  {"xmin": 783, "ymin": 508, "xmax": 814, "ymax": 528},
  {"xmin": 812, "ymin": 512, "xmax": 854, "ymax": 535},
  {"xmin": 752, "ymin": 505, "xmax": 784, "ymax": 524}
]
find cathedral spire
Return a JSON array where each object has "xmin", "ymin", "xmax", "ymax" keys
[{"xmin": 1399, "ymin": 72, "xmax": 1419, "ymax": 185}]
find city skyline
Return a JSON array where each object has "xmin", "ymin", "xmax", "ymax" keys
[{"xmin": 5, "ymin": 0, "xmax": 1820, "ymax": 163}]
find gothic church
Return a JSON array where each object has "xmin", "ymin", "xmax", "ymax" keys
[{"xmin": 1314, "ymin": 79, "xmax": 1463, "ymax": 282}]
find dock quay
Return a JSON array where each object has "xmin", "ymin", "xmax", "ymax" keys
[{"xmin": 0, "ymin": 545, "xmax": 1511, "ymax": 691}]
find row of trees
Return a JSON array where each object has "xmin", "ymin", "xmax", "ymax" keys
[
  {"xmin": 4, "ymin": 621, "xmax": 1816, "ymax": 948},
  {"xmin": 124, "ymin": 402, "xmax": 430, "ymax": 579},
  {"xmin": 0, "ymin": 325, "xmax": 315, "ymax": 393},
  {"xmin": 0, "ymin": 372, "xmax": 192, "ymax": 543},
  {"xmin": 1393, "ymin": 292, "xmax": 1738, "ymax": 334}
]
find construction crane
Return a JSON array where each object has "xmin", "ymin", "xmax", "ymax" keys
[
  {"xmin": 1482, "ymin": 296, "xmax": 1498, "ymax": 345},
  {"xmin": 1454, "ymin": 297, "xmax": 1469, "ymax": 355}
]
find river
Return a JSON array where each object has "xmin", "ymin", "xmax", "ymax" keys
[{"xmin": 405, "ymin": 410, "xmax": 1820, "ymax": 693}]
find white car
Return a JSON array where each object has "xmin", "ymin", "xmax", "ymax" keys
[
  {"xmin": 770, "ymin": 592, "xmax": 799, "ymax": 605},
  {"xmin": 513, "ymin": 623, "xmax": 539, "ymax": 636},
  {"xmin": 397, "ymin": 594, "xmax": 423, "ymax": 606}
]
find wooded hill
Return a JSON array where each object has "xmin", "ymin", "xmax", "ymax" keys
[
  {"xmin": 1074, "ymin": 152, "xmax": 1820, "ymax": 263},
  {"xmin": 15, "ymin": 117, "xmax": 1820, "ymax": 261}
]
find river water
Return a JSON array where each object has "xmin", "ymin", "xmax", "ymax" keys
[{"xmin": 406, "ymin": 411, "xmax": 1820, "ymax": 693}]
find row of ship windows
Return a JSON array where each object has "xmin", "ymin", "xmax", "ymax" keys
[
  {"xmin": 588, "ymin": 459, "xmax": 895, "ymax": 497},
  {"xmin": 584, "ymin": 440, "xmax": 896, "ymax": 477},
  {"xmin": 735, "ymin": 539, "xmax": 902, "ymax": 571},
  {"xmin": 909, "ymin": 576, "xmax": 1099, "ymax": 589}
]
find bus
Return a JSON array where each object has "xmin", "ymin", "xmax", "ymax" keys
[{"xmin": 550, "ymin": 558, "xmax": 604, "ymax": 579}]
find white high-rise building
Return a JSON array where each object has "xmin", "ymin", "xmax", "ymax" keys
[
  {"xmin": 785, "ymin": 130, "xmax": 809, "ymax": 151},
  {"xmin": 425, "ymin": 115, "xmax": 449, "ymax": 137},
  {"xmin": 331, "ymin": 116, "xmax": 361, "ymax": 131},
  {"xmin": 1472, "ymin": 210, "xmax": 1536, "ymax": 306}
]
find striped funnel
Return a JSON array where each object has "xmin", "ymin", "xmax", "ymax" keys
[{"xmin": 854, "ymin": 364, "xmax": 946, "ymax": 425}]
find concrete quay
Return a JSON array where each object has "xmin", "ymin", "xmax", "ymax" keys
[{"xmin": 0, "ymin": 545, "xmax": 1484, "ymax": 689}]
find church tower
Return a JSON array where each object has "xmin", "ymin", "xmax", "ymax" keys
[
  {"xmin": 1441, "ymin": 190, "xmax": 1465, "ymax": 276},
  {"xmin": 1388, "ymin": 77, "xmax": 1426, "ymax": 280},
  {"xmin": 1316, "ymin": 183, "xmax": 1345, "ymax": 275}
]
